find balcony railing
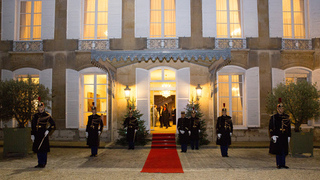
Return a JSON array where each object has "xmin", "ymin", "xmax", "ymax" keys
[
  {"xmin": 78, "ymin": 40, "xmax": 110, "ymax": 51},
  {"xmin": 282, "ymin": 39, "xmax": 312, "ymax": 50},
  {"xmin": 147, "ymin": 38, "xmax": 179, "ymax": 49},
  {"xmin": 215, "ymin": 38, "xmax": 247, "ymax": 49},
  {"xmin": 13, "ymin": 41, "xmax": 43, "ymax": 52}
]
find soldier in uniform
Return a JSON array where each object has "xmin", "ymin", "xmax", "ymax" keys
[
  {"xmin": 190, "ymin": 108, "xmax": 201, "ymax": 150},
  {"xmin": 86, "ymin": 102, "xmax": 104, "ymax": 157},
  {"xmin": 31, "ymin": 100, "xmax": 56, "ymax": 168},
  {"xmin": 216, "ymin": 103, "xmax": 233, "ymax": 157},
  {"xmin": 178, "ymin": 111, "xmax": 190, "ymax": 153},
  {"xmin": 123, "ymin": 108, "xmax": 138, "ymax": 150},
  {"xmin": 269, "ymin": 98, "xmax": 291, "ymax": 169}
]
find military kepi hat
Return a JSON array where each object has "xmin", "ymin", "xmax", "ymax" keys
[
  {"xmin": 181, "ymin": 111, "xmax": 185, "ymax": 114},
  {"xmin": 38, "ymin": 97, "xmax": 44, "ymax": 107},
  {"xmin": 91, "ymin": 102, "xmax": 96, "ymax": 110},
  {"xmin": 277, "ymin": 98, "xmax": 284, "ymax": 108},
  {"xmin": 222, "ymin": 103, "xmax": 227, "ymax": 112}
]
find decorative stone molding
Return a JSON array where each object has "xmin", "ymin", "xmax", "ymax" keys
[
  {"xmin": 13, "ymin": 41, "xmax": 43, "ymax": 52},
  {"xmin": 147, "ymin": 38, "xmax": 179, "ymax": 49},
  {"xmin": 215, "ymin": 38, "xmax": 247, "ymax": 49},
  {"xmin": 78, "ymin": 40, "xmax": 110, "ymax": 50},
  {"xmin": 282, "ymin": 39, "xmax": 312, "ymax": 50}
]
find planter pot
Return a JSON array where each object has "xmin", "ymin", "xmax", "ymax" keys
[
  {"xmin": 290, "ymin": 128, "xmax": 313, "ymax": 157},
  {"xmin": 3, "ymin": 127, "xmax": 32, "ymax": 157}
]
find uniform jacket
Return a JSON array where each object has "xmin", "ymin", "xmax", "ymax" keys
[
  {"xmin": 123, "ymin": 116, "xmax": 138, "ymax": 142},
  {"xmin": 216, "ymin": 115, "xmax": 233, "ymax": 146},
  {"xmin": 190, "ymin": 117, "xmax": 200, "ymax": 140},
  {"xmin": 177, "ymin": 117, "xmax": 190, "ymax": 144},
  {"xmin": 269, "ymin": 113, "xmax": 291, "ymax": 155},
  {"xmin": 31, "ymin": 111, "xmax": 56, "ymax": 153},
  {"xmin": 86, "ymin": 114, "xmax": 104, "ymax": 147}
]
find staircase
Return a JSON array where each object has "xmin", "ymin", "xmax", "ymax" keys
[{"xmin": 151, "ymin": 133, "xmax": 176, "ymax": 149}]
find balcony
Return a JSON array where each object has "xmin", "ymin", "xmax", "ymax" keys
[
  {"xmin": 282, "ymin": 39, "xmax": 312, "ymax": 50},
  {"xmin": 147, "ymin": 38, "xmax": 179, "ymax": 49},
  {"xmin": 13, "ymin": 41, "xmax": 43, "ymax": 52},
  {"xmin": 215, "ymin": 38, "xmax": 247, "ymax": 49},
  {"xmin": 78, "ymin": 40, "xmax": 110, "ymax": 51}
]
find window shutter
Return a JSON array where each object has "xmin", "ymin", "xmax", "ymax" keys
[
  {"xmin": 272, "ymin": 68, "xmax": 285, "ymax": 88},
  {"xmin": 202, "ymin": 0, "xmax": 216, "ymax": 37},
  {"xmin": 135, "ymin": 0, "xmax": 149, "ymax": 38},
  {"xmin": 176, "ymin": 0, "xmax": 191, "ymax": 37},
  {"xmin": 177, "ymin": 68, "xmax": 190, "ymax": 124},
  {"xmin": 1, "ymin": 0, "xmax": 15, "ymax": 40},
  {"xmin": 269, "ymin": 0, "xmax": 283, "ymax": 37},
  {"xmin": 109, "ymin": 0, "xmax": 122, "ymax": 38},
  {"xmin": 136, "ymin": 68, "xmax": 149, "ymax": 130},
  {"xmin": 67, "ymin": 0, "xmax": 81, "ymax": 39},
  {"xmin": 243, "ymin": 0, "xmax": 258, "ymax": 37},
  {"xmin": 42, "ymin": 0, "xmax": 55, "ymax": 39},
  {"xmin": 312, "ymin": 69, "xmax": 320, "ymax": 126},
  {"xmin": 66, "ymin": 69, "xmax": 79, "ymax": 128},
  {"xmin": 245, "ymin": 67, "xmax": 260, "ymax": 127},
  {"xmin": 40, "ymin": 69, "xmax": 52, "ymax": 114},
  {"xmin": 309, "ymin": 0, "xmax": 320, "ymax": 38}
]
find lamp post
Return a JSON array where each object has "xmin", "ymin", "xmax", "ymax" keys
[
  {"xmin": 196, "ymin": 84, "xmax": 202, "ymax": 101},
  {"xmin": 124, "ymin": 85, "xmax": 131, "ymax": 100}
]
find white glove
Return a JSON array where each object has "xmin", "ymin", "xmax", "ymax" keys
[
  {"xmin": 230, "ymin": 133, "xmax": 232, "ymax": 136},
  {"xmin": 288, "ymin": 137, "xmax": 290, "ymax": 143},
  {"xmin": 44, "ymin": 130, "xmax": 49, "ymax": 136},
  {"xmin": 86, "ymin": 132, "xmax": 88, "ymax": 138},
  {"xmin": 135, "ymin": 129, "xmax": 138, "ymax": 133},
  {"xmin": 180, "ymin": 130, "xmax": 185, "ymax": 134},
  {"xmin": 198, "ymin": 130, "xmax": 201, "ymax": 133},
  {"xmin": 31, "ymin": 135, "xmax": 35, "ymax": 142},
  {"xmin": 271, "ymin": 136, "xmax": 278, "ymax": 143},
  {"xmin": 217, "ymin": 133, "xmax": 222, "ymax": 139},
  {"xmin": 98, "ymin": 131, "xmax": 101, "ymax": 136},
  {"xmin": 188, "ymin": 131, "xmax": 191, "ymax": 136}
]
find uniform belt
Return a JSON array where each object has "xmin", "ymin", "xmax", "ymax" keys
[{"xmin": 129, "ymin": 126, "xmax": 133, "ymax": 128}]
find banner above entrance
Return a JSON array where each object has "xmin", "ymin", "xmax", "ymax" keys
[{"xmin": 91, "ymin": 49, "xmax": 231, "ymax": 62}]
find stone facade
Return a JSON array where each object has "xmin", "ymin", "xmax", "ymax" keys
[{"xmin": 0, "ymin": 0, "xmax": 320, "ymax": 143}]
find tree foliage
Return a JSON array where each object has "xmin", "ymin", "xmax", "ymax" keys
[
  {"xmin": 266, "ymin": 81, "xmax": 320, "ymax": 132},
  {"xmin": 116, "ymin": 99, "xmax": 149, "ymax": 146},
  {"xmin": 0, "ymin": 76, "xmax": 51, "ymax": 128}
]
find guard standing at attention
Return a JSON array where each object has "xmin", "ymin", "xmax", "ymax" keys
[
  {"xmin": 269, "ymin": 98, "xmax": 291, "ymax": 169},
  {"xmin": 178, "ymin": 111, "xmax": 190, "ymax": 152},
  {"xmin": 190, "ymin": 108, "xmax": 201, "ymax": 150},
  {"xmin": 123, "ymin": 107, "xmax": 139, "ymax": 150},
  {"xmin": 216, "ymin": 103, "xmax": 233, "ymax": 157},
  {"xmin": 31, "ymin": 98, "xmax": 56, "ymax": 168},
  {"xmin": 86, "ymin": 102, "xmax": 104, "ymax": 157}
]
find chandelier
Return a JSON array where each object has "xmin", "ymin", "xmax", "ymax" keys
[{"xmin": 161, "ymin": 83, "xmax": 171, "ymax": 98}]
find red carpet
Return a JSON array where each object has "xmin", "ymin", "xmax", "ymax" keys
[{"xmin": 141, "ymin": 133, "xmax": 183, "ymax": 173}]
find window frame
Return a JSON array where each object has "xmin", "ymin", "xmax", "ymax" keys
[
  {"xmin": 17, "ymin": 0, "xmax": 42, "ymax": 41},
  {"xmin": 149, "ymin": 0, "xmax": 176, "ymax": 38},
  {"xmin": 282, "ymin": 0, "xmax": 309, "ymax": 39},
  {"xmin": 81, "ymin": 0, "xmax": 109, "ymax": 40},
  {"xmin": 216, "ymin": 0, "xmax": 243, "ymax": 38},
  {"xmin": 217, "ymin": 72, "xmax": 245, "ymax": 129}
]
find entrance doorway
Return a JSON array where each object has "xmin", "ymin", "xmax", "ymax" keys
[{"xmin": 150, "ymin": 92, "xmax": 176, "ymax": 133}]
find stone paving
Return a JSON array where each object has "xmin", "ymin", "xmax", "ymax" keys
[{"xmin": 0, "ymin": 147, "xmax": 320, "ymax": 180}]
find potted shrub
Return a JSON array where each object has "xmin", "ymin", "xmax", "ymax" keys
[
  {"xmin": 0, "ymin": 77, "xmax": 51, "ymax": 156},
  {"xmin": 266, "ymin": 80, "xmax": 320, "ymax": 156}
]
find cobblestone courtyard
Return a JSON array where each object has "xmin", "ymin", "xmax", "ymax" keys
[{"xmin": 1, "ymin": 147, "xmax": 320, "ymax": 180}]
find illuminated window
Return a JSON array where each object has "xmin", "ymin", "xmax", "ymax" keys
[
  {"xmin": 150, "ymin": 0, "xmax": 176, "ymax": 38},
  {"xmin": 83, "ymin": 0, "xmax": 108, "ymax": 39},
  {"xmin": 218, "ymin": 74, "xmax": 243, "ymax": 125},
  {"xmin": 285, "ymin": 68, "xmax": 310, "ymax": 84},
  {"xmin": 19, "ymin": 0, "xmax": 42, "ymax": 40},
  {"xmin": 216, "ymin": 0, "xmax": 241, "ymax": 38},
  {"xmin": 82, "ymin": 74, "xmax": 108, "ymax": 128},
  {"xmin": 16, "ymin": 74, "xmax": 39, "ymax": 84},
  {"xmin": 283, "ymin": 0, "xmax": 305, "ymax": 39}
]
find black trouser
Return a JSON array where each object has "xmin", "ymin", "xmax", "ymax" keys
[{"xmin": 37, "ymin": 152, "xmax": 47, "ymax": 165}]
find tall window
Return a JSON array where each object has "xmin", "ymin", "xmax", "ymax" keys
[
  {"xmin": 285, "ymin": 68, "xmax": 311, "ymax": 84},
  {"xmin": 19, "ymin": 1, "xmax": 42, "ymax": 40},
  {"xmin": 283, "ymin": 0, "xmax": 305, "ymax": 39},
  {"xmin": 216, "ymin": 0, "xmax": 241, "ymax": 38},
  {"xmin": 82, "ymin": 74, "xmax": 107, "ymax": 128},
  {"xmin": 218, "ymin": 74, "xmax": 243, "ymax": 125},
  {"xmin": 150, "ymin": 0, "xmax": 176, "ymax": 38},
  {"xmin": 83, "ymin": 0, "xmax": 108, "ymax": 39}
]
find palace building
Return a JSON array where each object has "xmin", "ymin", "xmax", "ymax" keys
[{"xmin": 1, "ymin": 0, "xmax": 320, "ymax": 142}]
